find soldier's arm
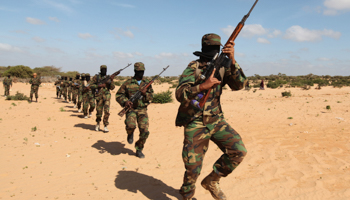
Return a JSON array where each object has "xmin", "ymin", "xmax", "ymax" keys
[
  {"xmin": 143, "ymin": 80, "xmax": 154, "ymax": 102},
  {"xmin": 175, "ymin": 61, "xmax": 200, "ymax": 103},
  {"xmin": 90, "ymin": 76, "xmax": 98, "ymax": 90},
  {"xmin": 223, "ymin": 62, "xmax": 247, "ymax": 91},
  {"xmin": 115, "ymin": 81, "xmax": 128, "ymax": 107},
  {"xmin": 109, "ymin": 79, "xmax": 115, "ymax": 91}
]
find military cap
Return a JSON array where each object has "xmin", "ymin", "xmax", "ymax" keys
[
  {"xmin": 81, "ymin": 73, "xmax": 85, "ymax": 77},
  {"xmin": 134, "ymin": 62, "xmax": 145, "ymax": 71},
  {"xmin": 85, "ymin": 73, "xmax": 90, "ymax": 76},
  {"xmin": 201, "ymin": 33, "xmax": 221, "ymax": 46},
  {"xmin": 76, "ymin": 73, "xmax": 80, "ymax": 76},
  {"xmin": 100, "ymin": 65, "xmax": 107, "ymax": 70},
  {"xmin": 193, "ymin": 33, "xmax": 222, "ymax": 59}
]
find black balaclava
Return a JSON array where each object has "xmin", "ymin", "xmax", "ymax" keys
[
  {"xmin": 86, "ymin": 76, "xmax": 90, "ymax": 82},
  {"xmin": 64, "ymin": 77, "xmax": 67, "ymax": 80},
  {"xmin": 8, "ymin": 75, "xmax": 10, "ymax": 78},
  {"xmin": 101, "ymin": 68, "xmax": 107, "ymax": 76},
  {"xmin": 81, "ymin": 76, "xmax": 86, "ymax": 80},
  {"xmin": 75, "ymin": 75, "xmax": 80, "ymax": 80},
  {"xmin": 134, "ymin": 70, "xmax": 144, "ymax": 81},
  {"xmin": 69, "ymin": 77, "xmax": 72, "ymax": 81}
]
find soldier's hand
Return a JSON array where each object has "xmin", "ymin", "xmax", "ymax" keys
[
  {"xmin": 222, "ymin": 41, "xmax": 236, "ymax": 65},
  {"xmin": 199, "ymin": 68, "xmax": 221, "ymax": 91},
  {"xmin": 98, "ymin": 84, "xmax": 106, "ymax": 88},
  {"xmin": 140, "ymin": 88, "xmax": 147, "ymax": 96},
  {"xmin": 125, "ymin": 101, "xmax": 133, "ymax": 108}
]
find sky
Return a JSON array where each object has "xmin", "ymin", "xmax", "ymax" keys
[{"xmin": 0, "ymin": 0, "xmax": 350, "ymax": 77}]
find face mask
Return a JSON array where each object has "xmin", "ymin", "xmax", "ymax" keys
[
  {"xmin": 86, "ymin": 76, "xmax": 90, "ymax": 81},
  {"xmin": 76, "ymin": 75, "xmax": 80, "ymax": 79},
  {"xmin": 82, "ymin": 76, "xmax": 86, "ymax": 80},
  {"xmin": 101, "ymin": 69, "xmax": 107, "ymax": 76},
  {"xmin": 134, "ymin": 71, "xmax": 144, "ymax": 80}
]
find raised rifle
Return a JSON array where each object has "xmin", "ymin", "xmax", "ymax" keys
[
  {"xmin": 97, "ymin": 63, "xmax": 132, "ymax": 87},
  {"xmin": 197, "ymin": 0, "xmax": 259, "ymax": 108},
  {"xmin": 118, "ymin": 65, "xmax": 170, "ymax": 117}
]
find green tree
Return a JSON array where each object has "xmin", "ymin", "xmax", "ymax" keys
[{"xmin": 3, "ymin": 65, "xmax": 33, "ymax": 78}]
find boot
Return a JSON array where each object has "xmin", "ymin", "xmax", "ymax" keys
[
  {"xmin": 30, "ymin": 97, "xmax": 33, "ymax": 102},
  {"xmin": 89, "ymin": 112, "xmax": 92, "ymax": 118},
  {"xmin": 136, "ymin": 150, "xmax": 145, "ymax": 159},
  {"xmin": 104, "ymin": 126, "xmax": 109, "ymax": 133},
  {"xmin": 74, "ymin": 104, "xmax": 77, "ymax": 108},
  {"xmin": 95, "ymin": 122, "xmax": 100, "ymax": 131},
  {"xmin": 84, "ymin": 115, "xmax": 88, "ymax": 119},
  {"xmin": 36, "ymin": 98, "xmax": 38, "ymax": 102},
  {"xmin": 127, "ymin": 133, "xmax": 134, "ymax": 144},
  {"xmin": 78, "ymin": 109, "xmax": 82, "ymax": 113},
  {"xmin": 201, "ymin": 171, "xmax": 226, "ymax": 200}
]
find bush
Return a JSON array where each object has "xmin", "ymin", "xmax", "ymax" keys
[
  {"xmin": 152, "ymin": 90, "xmax": 173, "ymax": 104},
  {"xmin": 281, "ymin": 91, "xmax": 291, "ymax": 97},
  {"xmin": 6, "ymin": 92, "xmax": 30, "ymax": 101},
  {"xmin": 3, "ymin": 65, "xmax": 33, "ymax": 78}
]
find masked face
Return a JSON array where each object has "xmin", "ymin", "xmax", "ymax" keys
[
  {"xmin": 65, "ymin": 77, "xmax": 67, "ymax": 80},
  {"xmin": 101, "ymin": 68, "xmax": 107, "ymax": 76},
  {"xmin": 81, "ymin": 76, "xmax": 86, "ymax": 80},
  {"xmin": 7, "ymin": 75, "xmax": 10, "ymax": 78},
  {"xmin": 70, "ymin": 78, "xmax": 72, "ymax": 81},
  {"xmin": 76, "ymin": 75, "xmax": 80, "ymax": 79},
  {"xmin": 134, "ymin": 70, "xmax": 144, "ymax": 80},
  {"xmin": 86, "ymin": 76, "xmax": 90, "ymax": 82}
]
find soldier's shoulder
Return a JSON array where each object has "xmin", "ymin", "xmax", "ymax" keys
[{"xmin": 187, "ymin": 60, "xmax": 199, "ymax": 70}]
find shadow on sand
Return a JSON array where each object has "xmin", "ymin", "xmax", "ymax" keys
[
  {"xmin": 91, "ymin": 140, "xmax": 134, "ymax": 156},
  {"xmin": 70, "ymin": 114, "xmax": 84, "ymax": 117},
  {"xmin": 114, "ymin": 170, "xmax": 182, "ymax": 200},
  {"xmin": 74, "ymin": 123, "xmax": 95, "ymax": 131}
]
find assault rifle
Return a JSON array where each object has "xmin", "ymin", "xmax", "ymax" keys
[
  {"xmin": 118, "ymin": 65, "xmax": 170, "ymax": 117},
  {"xmin": 96, "ymin": 63, "xmax": 132, "ymax": 87},
  {"xmin": 197, "ymin": 0, "xmax": 259, "ymax": 108}
]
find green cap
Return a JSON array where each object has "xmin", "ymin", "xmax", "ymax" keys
[
  {"xmin": 81, "ymin": 73, "xmax": 85, "ymax": 77},
  {"xmin": 202, "ymin": 33, "xmax": 221, "ymax": 46},
  {"xmin": 100, "ymin": 65, "xmax": 107, "ymax": 69},
  {"xmin": 134, "ymin": 62, "xmax": 145, "ymax": 71},
  {"xmin": 85, "ymin": 73, "xmax": 90, "ymax": 76}
]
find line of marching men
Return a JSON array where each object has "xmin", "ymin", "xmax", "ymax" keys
[{"xmin": 54, "ymin": 63, "xmax": 153, "ymax": 159}]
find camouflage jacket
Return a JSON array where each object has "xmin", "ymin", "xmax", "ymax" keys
[
  {"xmin": 82, "ymin": 80, "xmax": 93, "ymax": 95},
  {"xmin": 54, "ymin": 80, "xmax": 60, "ymax": 86},
  {"xmin": 29, "ymin": 77, "xmax": 41, "ymax": 86},
  {"xmin": 90, "ymin": 74, "xmax": 115, "ymax": 96},
  {"xmin": 72, "ymin": 79, "xmax": 80, "ymax": 90},
  {"xmin": 116, "ymin": 77, "xmax": 154, "ymax": 109},
  {"xmin": 175, "ymin": 60, "xmax": 247, "ymax": 127},
  {"xmin": 3, "ymin": 77, "xmax": 12, "ymax": 86}
]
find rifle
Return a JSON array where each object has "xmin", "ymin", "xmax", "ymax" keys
[
  {"xmin": 197, "ymin": 0, "xmax": 259, "ymax": 108},
  {"xmin": 118, "ymin": 65, "xmax": 170, "ymax": 117},
  {"xmin": 96, "ymin": 63, "xmax": 132, "ymax": 87}
]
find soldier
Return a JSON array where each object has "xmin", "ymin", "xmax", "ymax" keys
[
  {"xmin": 29, "ymin": 73, "xmax": 41, "ymax": 102},
  {"xmin": 3, "ymin": 75, "xmax": 12, "ymax": 97},
  {"xmin": 175, "ymin": 34, "xmax": 247, "ymax": 200},
  {"xmin": 116, "ymin": 62, "xmax": 154, "ymax": 159},
  {"xmin": 82, "ymin": 73, "xmax": 96, "ymax": 119},
  {"xmin": 72, "ymin": 73, "xmax": 80, "ymax": 108},
  {"xmin": 77, "ymin": 73, "xmax": 85, "ymax": 112},
  {"xmin": 90, "ymin": 65, "xmax": 115, "ymax": 132},
  {"xmin": 54, "ymin": 76, "xmax": 61, "ymax": 98},
  {"xmin": 67, "ymin": 77, "xmax": 73, "ymax": 103},
  {"xmin": 60, "ymin": 76, "xmax": 67, "ymax": 102}
]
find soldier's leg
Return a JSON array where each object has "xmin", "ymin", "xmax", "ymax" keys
[
  {"xmin": 89, "ymin": 97, "xmax": 96, "ymax": 116},
  {"xmin": 210, "ymin": 118, "xmax": 247, "ymax": 177},
  {"xmin": 35, "ymin": 87, "xmax": 39, "ymax": 101},
  {"xmin": 125, "ymin": 110, "xmax": 137, "ymax": 136},
  {"xmin": 135, "ymin": 110, "xmax": 150, "ymax": 151},
  {"xmin": 83, "ymin": 94, "xmax": 88, "ymax": 116},
  {"xmin": 95, "ymin": 97, "xmax": 103, "ymax": 124},
  {"xmin": 102, "ymin": 94, "xmax": 111, "ymax": 127},
  {"xmin": 68, "ymin": 90, "xmax": 72, "ymax": 101},
  {"xmin": 77, "ymin": 93, "xmax": 83, "ymax": 110},
  {"xmin": 180, "ymin": 120, "xmax": 210, "ymax": 199},
  {"xmin": 30, "ymin": 87, "xmax": 34, "ymax": 100},
  {"xmin": 5, "ymin": 86, "xmax": 9, "ymax": 96},
  {"xmin": 56, "ymin": 88, "xmax": 59, "ymax": 98}
]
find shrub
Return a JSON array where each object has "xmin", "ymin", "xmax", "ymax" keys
[
  {"xmin": 152, "ymin": 90, "xmax": 173, "ymax": 104},
  {"xmin": 281, "ymin": 91, "xmax": 292, "ymax": 97},
  {"xmin": 3, "ymin": 65, "xmax": 33, "ymax": 78},
  {"xmin": 6, "ymin": 92, "xmax": 30, "ymax": 101}
]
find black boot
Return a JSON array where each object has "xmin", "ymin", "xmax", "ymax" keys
[
  {"xmin": 136, "ymin": 150, "xmax": 145, "ymax": 159},
  {"xmin": 127, "ymin": 133, "xmax": 134, "ymax": 144}
]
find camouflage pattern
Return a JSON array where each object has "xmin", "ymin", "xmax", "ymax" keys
[
  {"xmin": 90, "ymin": 74, "xmax": 115, "ymax": 126},
  {"xmin": 67, "ymin": 79, "xmax": 72, "ymax": 101},
  {"xmin": 29, "ymin": 77, "xmax": 41, "ymax": 99},
  {"xmin": 54, "ymin": 80, "xmax": 61, "ymax": 97},
  {"xmin": 60, "ymin": 79, "xmax": 67, "ymax": 100},
  {"xmin": 134, "ymin": 62, "xmax": 145, "ymax": 71},
  {"xmin": 201, "ymin": 33, "xmax": 221, "ymax": 46},
  {"xmin": 100, "ymin": 65, "xmax": 107, "ymax": 69},
  {"xmin": 82, "ymin": 80, "xmax": 96, "ymax": 116},
  {"xmin": 72, "ymin": 78, "xmax": 80, "ymax": 105},
  {"xmin": 3, "ymin": 77, "xmax": 12, "ymax": 96},
  {"xmin": 116, "ymin": 77, "xmax": 154, "ymax": 150},
  {"xmin": 175, "ymin": 59, "xmax": 247, "ymax": 198},
  {"xmin": 77, "ymin": 74, "xmax": 85, "ymax": 109}
]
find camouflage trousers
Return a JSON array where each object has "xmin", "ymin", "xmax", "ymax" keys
[
  {"xmin": 179, "ymin": 115, "xmax": 247, "ymax": 198},
  {"xmin": 77, "ymin": 92, "xmax": 83, "ymax": 109},
  {"xmin": 61, "ymin": 87, "xmax": 67, "ymax": 100},
  {"xmin": 83, "ymin": 92, "xmax": 95, "ymax": 116},
  {"xmin": 95, "ymin": 93, "xmax": 111, "ymax": 126},
  {"xmin": 4, "ymin": 85, "xmax": 10, "ymax": 96},
  {"xmin": 67, "ymin": 88, "xmax": 72, "ymax": 101},
  {"xmin": 72, "ymin": 88, "xmax": 78, "ymax": 104},
  {"xmin": 125, "ymin": 108, "xmax": 150, "ymax": 151},
  {"xmin": 56, "ymin": 86, "xmax": 60, "ymax": 97},
  {"xmin": 30, "ymin": 85, "xmax": 39, "ymax": 99}
]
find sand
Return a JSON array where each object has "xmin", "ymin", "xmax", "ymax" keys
[{"xmin": 0, "ymin": 83, "xmax": 350, "ymax": 200}]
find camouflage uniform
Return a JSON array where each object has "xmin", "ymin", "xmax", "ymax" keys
[
  {"xmin": 116, "ymin": 62, "xmax": 154, "ymax": 151},
  {"xmin": 176, "ymin": 34, "xmax": 248, "ymax": 199},
  {"xmin": 77, "ymin": 74, "xmax": 85, "ymax": 110},
  {"xmin": 3, "ymin": 77, "xmax": 12, "ymax": 96},
  {"xmin": 29, "ymin": 76, "xmax": 41, "ymax": 99},
  {"xmin": 72, "ymin": 74, "xmax": 80, "ymax": 106},
  {"xmin": 60, "ymin": 78, "xmax": 67, "ymax": 101},
  {"xmin": 82, "ymin": 73, "xmax": 96, "ymax": 117},
  {"xmin": 91, "ymin": 66, "xmax": 115, "ymax": 126},
  {"xmin": 67, "ymin": 78, "xmax": 73, "ymax": 102},
  {"xmin": 54, "ymin": 79, "xmax": 61, "ymax": 98}
]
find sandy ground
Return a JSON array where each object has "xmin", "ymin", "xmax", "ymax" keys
[{"xmin": 0, "ymin": 82, "xmax": 350, "ymax": 200}]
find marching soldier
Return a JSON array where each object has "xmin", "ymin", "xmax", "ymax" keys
[
  {"xmin": 3, "ymin": 75, "xmax": 12, "ymax": 97},
  {"xmin": 82, "ymin": 73, "xmax": 96, "ymax": 118},
  {"xmin": 29, "ymin": 73, "xmax": 41, "ymax": 102}
]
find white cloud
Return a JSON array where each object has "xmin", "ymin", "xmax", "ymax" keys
[
  {"xmin": 49, "ymin": 17, "xmax": 60, "ymax": 22},
  {"xmin": 318, "ymin": 57, "xmax": 331, "ymax": 61},
  {"xmin": 42, "ymin": 0, "xmax": 73, "ymax": 13},
  {"xmin": 78, "ymin": 33, "xmax": 93, "ymax": 39},
  {"xmin": 32, "ymin": 36, "xmax": 45, "ymax": 43},
  {"xmin": 113, "ymin": 52, "xmax": 134, "ymax": 58},
  {"xmin": 284, "ymin": 25, "xmax": 341, "ymax": 42},
  {"xmin": 235, "ymin": 52, "xmax": 246, "ymax": 58},
  {"xmin": 267, "ymin": 30, "xmax": 282, "ymax": 38},
  {"xmin": 222, "ymin": 24, "xmax": 268, "ymax": 38},
  {"xmin": 323, "ymin": 0, "xmax": 350, "ymax": 15},
  {"xmin": 257, "ymin": 38, "xmax": 270, "ymax": 44},
  {"xmin": 0, "ymin": 43, "xmax": 22, "ymax": 52},
  {"xmin": 112, "ymin": 28, "xmax": 135, "ymax": 39},
  {"xmin": 134, "ymin": 52, "xmax": 143, "ymax": 56},
  {"xmin": 26, "ymin": 17, "xmax": 46, "ymax": 25},
  {"xmin": 112, "ymin": 3, "xmax": 135, "ymax": 8}
]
